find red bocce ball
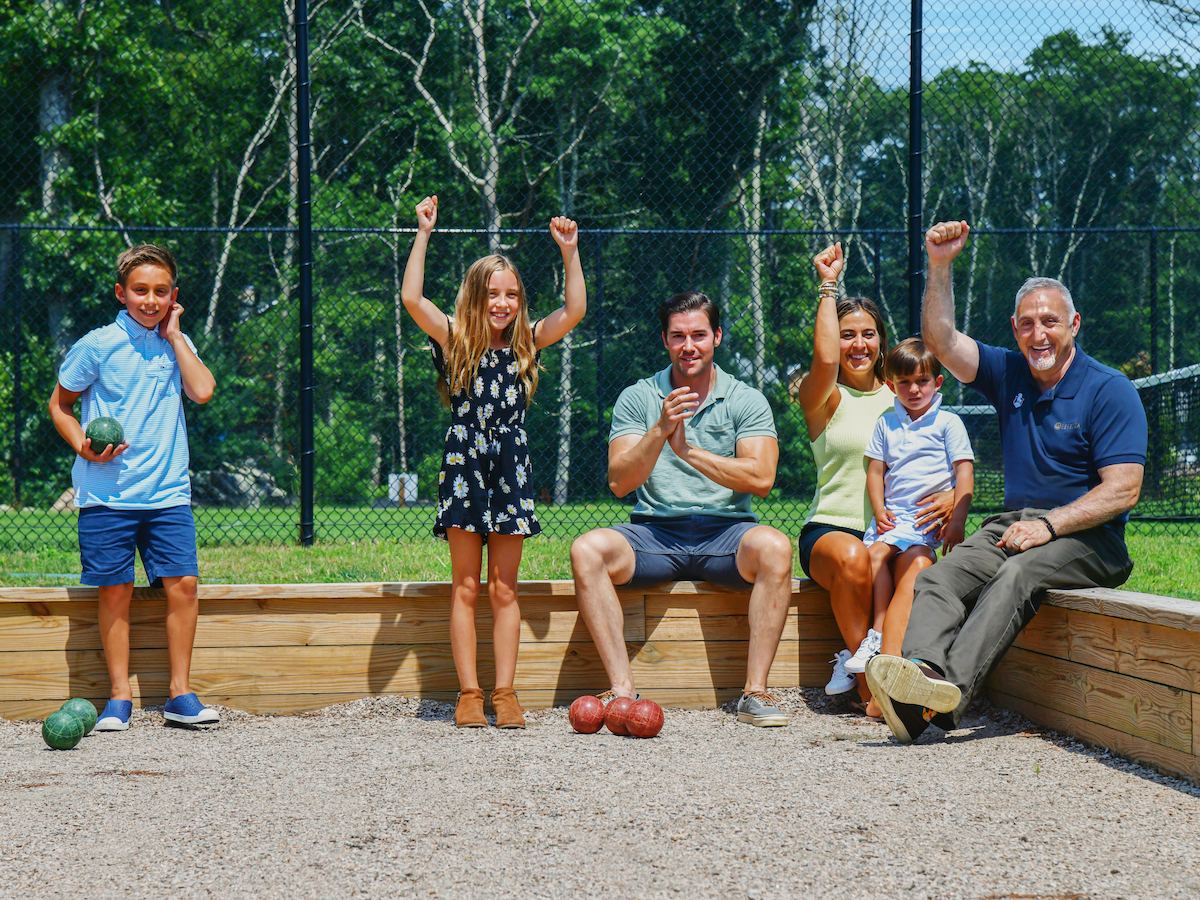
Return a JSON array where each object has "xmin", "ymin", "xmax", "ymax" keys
[
  {"xmin": 626, "ymin": 699, "xmax": 664, "ymax": 738},
  {"xmin": 604, "ymin": 696, "xmax": 635, "ymax": 735},
  {"xmin": 568, "ymin": 695, "xmax": 606, "ymax": 733}
]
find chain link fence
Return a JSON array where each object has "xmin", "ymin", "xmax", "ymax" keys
[{"xmin": 1, "ymin": 0, "xmax": 1198, "ymax": 550}]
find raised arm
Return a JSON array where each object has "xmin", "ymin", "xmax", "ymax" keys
[
  {"xmin": 792, "ymin": 243, "xmax": 844, "ymax": 441},
  {"xmin": 607, "ymin": 387, "xmax": 698, "ymax": 497},
  {"xmin": 921, "ymin": 221, "xmax": 979, "ymax": 384},
  {"xmin": 535, "ymin": 217, "xmax": 587, "ymax": 349},
  {"xmin": 400, "ymin": 195, "xmax": 450, "ymax": 348}
]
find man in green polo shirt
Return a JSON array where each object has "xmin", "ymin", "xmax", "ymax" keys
[{"xmin": 570, "ymin": 291, "xmax": 795, "ymax": 727}]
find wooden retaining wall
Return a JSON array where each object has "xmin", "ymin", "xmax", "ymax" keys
[
  {"xmin": 0, "ymin": 580, "xmax": 840, "ymax": 719},
  {"xmin": 3, "ymin": 580, "xmax": 1199, "ymax": 782}
]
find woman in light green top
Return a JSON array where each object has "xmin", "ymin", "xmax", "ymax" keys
[{"xmin": 793, "ymin": 242, "xmax": 952, "ymax": 713}]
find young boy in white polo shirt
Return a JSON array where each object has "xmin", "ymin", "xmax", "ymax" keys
[
  {"xmin": 48, "ymin": 244, "xmax": 219, "ymax": 731},
  {"xmin": 844, "ymin": 338, "xmax": 975, "ymax": 685}
]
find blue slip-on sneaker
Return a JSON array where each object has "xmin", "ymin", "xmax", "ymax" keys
[
  {"xmin": 163, "ymin": 693, "xmax": 220, "ymax": 725},
  {"xmin": 94, "ymin": 699, "xmax": 133, "ymax": 732}
]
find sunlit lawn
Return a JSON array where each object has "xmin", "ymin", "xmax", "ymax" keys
[{"xmin": 2, "ymin": 526, "xmax": 1198, "ymax": 601}]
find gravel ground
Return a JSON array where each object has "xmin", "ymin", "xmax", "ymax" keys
[{"xmin": 1, "ymin": 690, "xmax": 1198, "ymax": 900}]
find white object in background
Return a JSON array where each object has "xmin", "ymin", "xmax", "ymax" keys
[{"xmin": 389, "ymin": 473, "xmax": 418, "ymax": 505}]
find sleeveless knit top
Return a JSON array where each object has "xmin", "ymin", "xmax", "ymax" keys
[{"xmin": 803, "ymin": 383, "xmax": 896, "ymax": 530}]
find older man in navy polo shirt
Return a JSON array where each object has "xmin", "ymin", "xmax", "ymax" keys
[{"xmin": 866, "ymin": 220, "xmax": 1147, "ymax": 744}]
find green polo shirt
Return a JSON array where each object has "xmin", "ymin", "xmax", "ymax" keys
[{"xmin": 609, "ymin": 364, "xmax": 777, "ymax": 520}]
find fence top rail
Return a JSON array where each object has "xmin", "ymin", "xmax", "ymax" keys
[{"xmin": 9, "ymin": 224, "xmax": 1200, "ymax": 237}]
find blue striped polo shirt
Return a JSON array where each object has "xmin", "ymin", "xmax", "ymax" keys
[{"xmin": 58, "ymin": 310, "xmax": 198, "ymax": 509}]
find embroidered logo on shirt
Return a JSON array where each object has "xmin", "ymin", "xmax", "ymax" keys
[
  {"xmin": 1054, "ymin": 422, "xmax": 1081, "ymax": 431},
  {"xmin": 1013, "ymin": 392, "xmax": 1024, "ymax": 409}
]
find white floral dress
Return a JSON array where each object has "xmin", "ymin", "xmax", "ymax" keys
[{"xmin": 430, "ymin": 333, "xmax": 541, "ymax": 540}]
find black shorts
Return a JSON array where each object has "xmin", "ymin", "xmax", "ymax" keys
[
  {"xmin": 798, "ymin": 521, "xmax": 865, "ymax": 579},
  {"xmin": 605, "ymin": 515, "xmax": 759, "ymax": 589}
]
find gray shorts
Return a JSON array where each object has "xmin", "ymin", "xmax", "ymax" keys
[{"xmin": 606, "ymin": 515, "xmax": 759, "ymax": 589}]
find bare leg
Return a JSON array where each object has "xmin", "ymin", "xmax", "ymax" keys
[
  {"xmin": 97, "ymin": 583, "xmax": 134, "ymax": 702},
  {"xmin": 808, "ymin": 532, "xmax": 873, "ymax": 701},
  {"xmin": 160, "ymin": 575, "xmax": 199, "ymax": 699},
  {"xmin": 486, "ymin": 534, "xmax": 525, "ymax": 689},
  {"xmin": 867, "ymin": 541, "xmax": 898, "ymax": 634},
  {"xmin": 880, "ymin": 545, "xmax": 936, "ymax": 657},
  {"xmin": 570, "ymin": 529, "xmax": 637, "ymax": 698},
  {"xmin": 735, "ymin": 526, "xmax": 794, "ymax": 693},
  {"xmin": 866, "ymin": 545, "xmax": 936, "ymax": 718},
  {"xmin": 447, "ymin": 528, "xmax": 484, "ymax": 691}
]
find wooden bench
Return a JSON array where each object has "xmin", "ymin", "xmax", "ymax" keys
[{"xmin": 2, "ymin": 580, "xmax": 1198, "ymax": 781}]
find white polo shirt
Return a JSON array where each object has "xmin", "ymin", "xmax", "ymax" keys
[
  {"xmin": 58, "ymin": 310, "xmax": 197, "ymax": 509},
  {"xmin": 864, "ymin": 393, "xmax": 974, "ymax": 516}
]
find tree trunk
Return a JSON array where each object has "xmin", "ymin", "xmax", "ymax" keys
[
  {"xmin": 745, "ymin": 89, "xmax": 768, "ymax": 391},
  {"xmin": 391, "ymin": 189, "xmax": 409, "ymax": 474},
  {"xmin": 40, "ymin": 66, "xmax": 73, "ymax": 359}
]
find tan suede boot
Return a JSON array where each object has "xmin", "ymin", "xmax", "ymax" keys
[
  {"xmin": 491, "ymin": 687, "xmax": 525, "ymax": 729},
  {"xmin": 455, "ymin": 688, "xmax": 487, "ymax": 728}
]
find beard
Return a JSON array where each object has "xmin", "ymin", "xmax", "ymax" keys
[{"xmin": 1027, "ymin": 348, "xmax": 1058, "ymax": 371}]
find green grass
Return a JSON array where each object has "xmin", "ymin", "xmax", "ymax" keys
[{"xmin": 2, "ymin": 531, "xmax": 1198, "ymax": 601}]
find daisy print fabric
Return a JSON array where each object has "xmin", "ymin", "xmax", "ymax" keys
[{"xmin": 429, "ymin": 331, "xmax": 542, "ymax": 541}]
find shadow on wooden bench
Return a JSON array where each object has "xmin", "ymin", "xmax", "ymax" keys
[{"xmin": 2, "ymin": 580, "xmax": 1198, "ymax": 782}]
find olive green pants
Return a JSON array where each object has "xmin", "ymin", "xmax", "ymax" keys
[{"xmin": 902, "ymin": 509, "xmax": 1133, "ymax": 727}]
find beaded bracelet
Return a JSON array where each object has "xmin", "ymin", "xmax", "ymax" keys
[{"xmin": 1037, "ymin": 515, "xmax": 1057, "ymax": 540}]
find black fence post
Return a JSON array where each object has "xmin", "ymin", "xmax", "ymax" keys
[
  {"xmin": 908, "ymin": 0, "xmax": 924, "ymax": 337},
  {"xmin": 1149, "ymin": 226, "xmax": 1158, "ymax": 375},
  {"xmin": 296, "ymin": 0, "xmax": 315, "ymax": 546},
  {"xmin": 873, "ymin": 229, "xmax": 882, "ymax": 308},
  {"xmin": 8, "ymin": 227, "xmax": 21, "ymax": 507}
]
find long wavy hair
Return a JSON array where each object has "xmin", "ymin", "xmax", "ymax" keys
[
  {"xmin": 836, "ymin": 295, "xmax": 889, "ymax": 385},
  {"xmin": 438, "ymin": 254, "xmax": 540, "ymax": 407}
]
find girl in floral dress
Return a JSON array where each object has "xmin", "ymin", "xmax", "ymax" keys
[{"xmin": 401, "ymin": 195, "xmax": 587, "ymax": 729}]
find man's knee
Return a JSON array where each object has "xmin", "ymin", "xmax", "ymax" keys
[
  {"xmin": 570, "ymin": 529, "xmax": 632, "ymax": 584},
  {"xmin": 739, "ymin": 526, "xmax": 792, "ymax": 582}
]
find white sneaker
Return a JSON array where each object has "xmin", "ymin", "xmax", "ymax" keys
[
  {"xmin": 844, "ymin": 628, "xmax": 882, "ymax": 675},
  {"xmin": 824, "ymin": 649, "xmax": 856, "ymax": 695}
]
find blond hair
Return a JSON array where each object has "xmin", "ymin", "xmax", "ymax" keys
[{"xmin": 439, "ymin": 255, "xmax": 540, "ymax": 407}]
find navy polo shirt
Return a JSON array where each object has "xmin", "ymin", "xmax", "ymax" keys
[{"xmin": 968, "ymin": 340, "xmax": 1146, "ymax": 527}]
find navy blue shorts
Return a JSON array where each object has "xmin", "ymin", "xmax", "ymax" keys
[
  {"xmin": 79, "ymin": 505, "xmax": 199, "ymax": 587},
  {"xmin": 606, "ymin": 515, "xmax": 759, "ymax": 589},
  {"xmin": 798, "ymin": 521, "xmax": 865, "ymax": 579}
]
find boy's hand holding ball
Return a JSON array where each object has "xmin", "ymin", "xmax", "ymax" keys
[{"xmin": 416, "ymin": 195, "xmax": 438, "ymax": 232}]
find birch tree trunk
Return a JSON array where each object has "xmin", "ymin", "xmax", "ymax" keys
[
  {"xmin": 40, "ymin": 64, "xmax": 73, "ymax": 359},
  {"xmin": 741, "ymin": 88, "xmax": 768, "ymax": 391},
  {"xmin": 272, "ymin": 16, "xmax": 299, "ymax": 463},
  {"xmin": 553, "ymin": 100, "xmax": 579, "ymax": 505}
]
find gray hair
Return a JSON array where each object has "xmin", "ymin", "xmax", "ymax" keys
[{"xmin": 1013, "ymin": 277, "xmax": 1077, "ymax": 320}]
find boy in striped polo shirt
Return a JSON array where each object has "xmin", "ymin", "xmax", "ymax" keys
[{"xmin": 48, "ymin": 245, "xmax": 219, "ymax": 731}]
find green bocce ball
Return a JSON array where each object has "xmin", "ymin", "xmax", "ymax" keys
[
  {"xmin": 42, "ymin": 710, "xmax": 85, "ymax": 751},
  {"xmin": 85, "ymin": 416, "xmax": 124, "ymax": 453},
  {"xmin": 60, "ymin": 698, "xmax": 98, "ymax": 735}
]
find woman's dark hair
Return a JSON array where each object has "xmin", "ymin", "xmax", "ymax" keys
[
  {"xmin": 835, "ymin": 295, "xmax": 888, "ymax": 384},
  {"xmin": 658, "ymin": 291, "xmax": 721, "ymax": 334}
]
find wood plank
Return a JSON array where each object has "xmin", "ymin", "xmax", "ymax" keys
[
  {"xmin": 988, "ymin": 647, "xmax": 1192, "ymax": 754},
  {"xmin": 1194, "ymin": 693, "xmax": 1200, "ymax": 761},
  {"xmin": 1010, "ymin": 604, "xmax": 1072, "ymax": 659},
  {"xmin": 1044, "ymin": 588, "xmax": 1200, "ymax": 633},
  {"xmin": 989, "ymin": 689, "xmax": 1200, "ymax": 784},
  {"xmin": 0, "ymin": 638, "xmax": 841, "ymax": 702},
  {"xmin": 0, "ymin": 596, "xmax": 645, "ymax": 651},
  {"xmin": 645, "ymin": 591, "xmax": 831, "ymax": 619},
  {"xmin": 645, "ymin": 613, "xmax": 840, "ymax": 643},
  {"xmin": 0, "ymin": 578, "xmax": 826, "ymax": 605}
]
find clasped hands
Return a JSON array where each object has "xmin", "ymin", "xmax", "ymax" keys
[{"xmin": 659, "ymin": 386, "xmax": 699, "ymax": 457}]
